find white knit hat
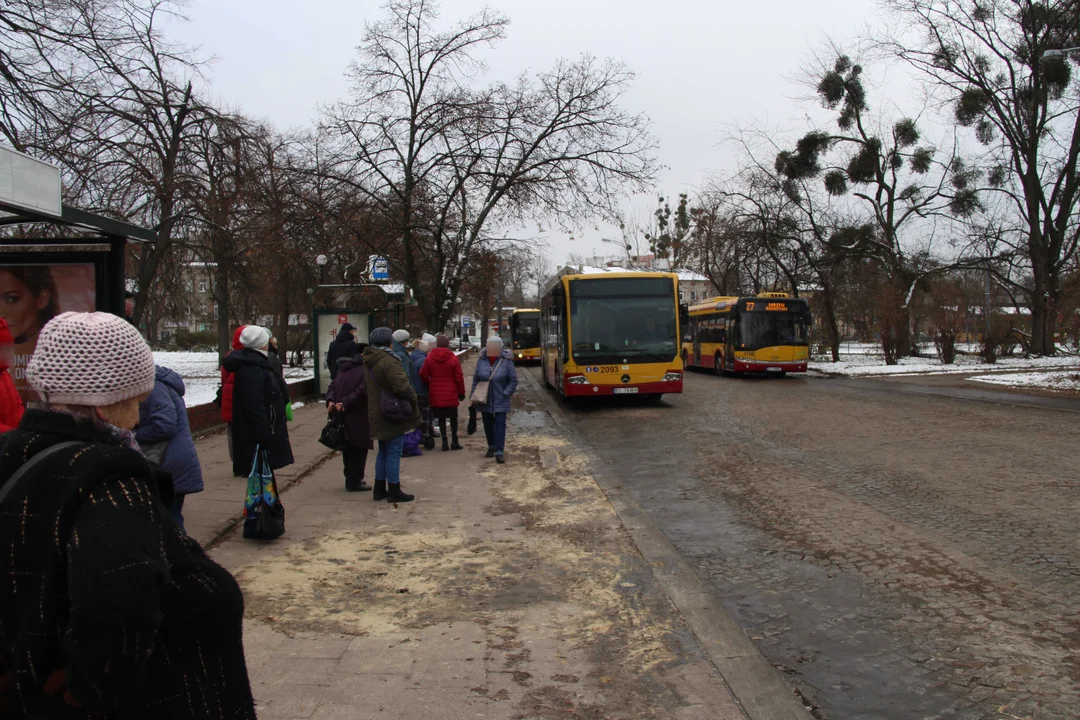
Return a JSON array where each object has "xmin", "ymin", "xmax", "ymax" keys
[
  {"xmin": 392, "ymin": 329, "xmax": 410, "ymax": 343},
  {"xmin": 27, "ymin": 312, "xmax": 155, "ymax": 406},
  {"xmin": 421, "ymin": 333, "xmax": 436, "ymax": 345},
  {"xmin": 239, "ymin": 325, "xmax": 271, "ymax": 349}
]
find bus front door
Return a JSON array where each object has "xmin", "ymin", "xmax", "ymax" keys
[{"xmin": 693, "ymin": 319, "xmax": 702, "ymax": 366}]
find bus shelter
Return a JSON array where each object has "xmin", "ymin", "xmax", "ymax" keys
[
  {"xmin": 0, "ymin": 146, "xmax": 156, "ymax": 399},
  {"xmin": 310, "ymin": 282, "xmax": 414, "ymax": 395}
]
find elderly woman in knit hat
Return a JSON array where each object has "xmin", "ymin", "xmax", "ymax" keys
[
  {"xmin": 222, "ymin": 324, "xmax": 294, "ymax": 479},
  {"xmin": 391, "ymin": 328, "xmax": 411, "ymax": 369},
  {"xmin": 0, "ymin": 311, "xmax": 255, "ymax": 717},
  {"xmin": 470, "ymin": 334, "xmax": 518, "ymax": 464},
  {"xmin": 364, "ymin": 327, "xmax": 420, "ymax": 502}
]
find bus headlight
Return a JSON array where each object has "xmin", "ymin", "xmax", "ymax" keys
[
  {"xmin": 662, "ymin": 372, "xmax": 682, "ymax": 382},
  {"xmin": 567, "ymin": 375, "xmax": 589, "ymax": 385}
]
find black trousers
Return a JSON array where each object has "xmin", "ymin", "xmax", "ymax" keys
[
  {"xmin": 342, "ymin": 446, "xmax": 368, "ymax": 488},
  {"xmin": 437, "ymin": 415, "xmax": 459, "ymax": 444}
]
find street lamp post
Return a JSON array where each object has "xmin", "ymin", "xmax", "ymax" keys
[{"xmin": 316, "ymin": 254, "xmax": 328, "ymax": 285}]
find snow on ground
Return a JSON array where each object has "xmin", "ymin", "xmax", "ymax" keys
[
  {"xmin": 809, "ymin": 353, "xmax": 1079, "ymax": 378},
  {"xmin": 969, "ymin": 370, "xmax": 1080, "ymax": 393},
  {"xmin": 152, "ymin": 351, "xmax": 314, "ymax": 407}
]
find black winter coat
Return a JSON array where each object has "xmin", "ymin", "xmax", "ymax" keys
[
  {"xmin": 326, "ymin": 328, "xmax": 357, "ymax": 381},
  {"xmin": 267, "ymin": 342, "xmax": 289, "ymax": 397},
  {"xmin": 326, "ymin": 356, "xmax": 372, "ymax": 450},
  {"xmin": 0, "ymin": 410, "xmax": 255, "ymax": 718},
  {"xmin": 224, "ymin": 348, "xmax": 294, "ymax": 476}
]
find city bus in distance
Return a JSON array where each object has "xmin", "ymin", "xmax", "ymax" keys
[
  {"xmin": 509, "ymin": 309, "xmax": 541, "ymax": 362},
  {"xmin": 540, "ymin": 268, "xmax": 684, "ymax": 399},
  {"xmin": 683, "ymin": 292, "xmax": 811, "ymax": 376}
]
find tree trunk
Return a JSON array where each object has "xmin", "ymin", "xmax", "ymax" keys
[
  {"xmin": 1029, "ymin": 271, "xmax": 1058, "ymax": 356},
  {"xmin": 820, "ymin": 283, "xmax": 841, "ymax": 363},
  {"xmin": 215, "ymin": 264, "xmax": 232, "ymax": 363},
  {"xmin": 277, "ymin": 269, "xmax": 291, "ymax": 364},
  {"xmin": 479, "ymin": 312, "xmax": 491, "ymax": 344}
]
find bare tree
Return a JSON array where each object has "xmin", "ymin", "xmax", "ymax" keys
[
  {"xmin": 321, "ymin": 0, "xmax": 657, "ymax": 329},
  {"xmin": 1, "ymin": 0, "xmax": 212, "ymax": 331},
  {"xmin": 881, "ymin": 0, "xmax": 1080, "ymax": 355}
]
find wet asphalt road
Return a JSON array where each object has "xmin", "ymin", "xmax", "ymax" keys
[{"xmin": 526, "ymin": 367, "xmax": 1080, "ymax": 720}]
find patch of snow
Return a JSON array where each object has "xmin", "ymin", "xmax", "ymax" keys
[
  {"xmin": 152, "ymin": 351, "xmax": 314, "ymax": 407},
  {"xmin": 969, "ymin": 370, "xmax": 1080, "ymax": 393},
  {"xmin": 810, "ymin": 353, "xmax": 1079, "ymax": 378}
]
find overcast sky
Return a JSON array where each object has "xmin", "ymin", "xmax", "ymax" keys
[{"xmin": 167, "ymin": 0, "xmax": 881, "ymax": 266}]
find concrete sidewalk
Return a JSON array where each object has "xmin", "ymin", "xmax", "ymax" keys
[
  {"xmin": 200, "ymin": 364, "xmax": 746, "ymax": 720},
  {"xmin": 184, "ymin": 401, "xmax": 336, "ymax": 547}
]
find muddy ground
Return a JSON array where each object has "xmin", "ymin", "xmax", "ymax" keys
[{"xmin": 233, "ymin": 413, "xmax": 737, "ymax": 719}]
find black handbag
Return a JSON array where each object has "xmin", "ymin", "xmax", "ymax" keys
[
  {"xmin": 318, "ymin": 411, "xmax": 347, "ymax": 450},
  {"xmin": 254, "ymin": 484, "xmax": 286, "ymax": 539}
]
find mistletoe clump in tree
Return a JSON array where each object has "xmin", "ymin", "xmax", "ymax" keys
[
  {"xmin": 775, "ymin": 55, "xmax": 979, "ymax": 363},
  {"xmin": 645, "ymin": 193, "xmax": 691, "ymax": 267}
]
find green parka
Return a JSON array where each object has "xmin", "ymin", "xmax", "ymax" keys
[{"xmin": 364, "ymin": 346, "xmax": 421, "ymax": 441}]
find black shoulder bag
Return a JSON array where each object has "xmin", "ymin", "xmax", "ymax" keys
[{"xmin": 0, "ymin": 441, "xmax": 83, "ymax": 510}]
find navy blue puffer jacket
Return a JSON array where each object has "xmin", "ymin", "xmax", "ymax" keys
[{"xmin": 136, "ymin": 366, "xmax": 204, "ymax": 495}]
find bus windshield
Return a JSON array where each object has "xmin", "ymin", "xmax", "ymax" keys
[
  {"xmin": 569, "ymin": 278, "xmax": 678, "ymax": 364},
  {"xmin": 512, "ymin": 316, "xmax": 540, "ymax": 349},
  {"xmin": 738, "ymin": 311, "xmax": 810, "ymax": 350}
]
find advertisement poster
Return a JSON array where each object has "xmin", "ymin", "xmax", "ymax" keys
[
  {"xmin": 315, "ymin": 312, "xmax": 369, "ymax": 395},
  {"xmin": 0, "ymin": 263, "xmax": 96, "ymax": 401}
]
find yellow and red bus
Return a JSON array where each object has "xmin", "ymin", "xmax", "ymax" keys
[
  {"xmin": 683, "ymin": 293, "xmax": 811, "ymax": 376},
  {"xmin": 540, "ymin": 269, "xmax": 684, "ymax": 399},
  {"xmin": 509, "ymin": 308, "xmax": 541, "ymax": 362}
]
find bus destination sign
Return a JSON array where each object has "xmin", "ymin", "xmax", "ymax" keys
[{"xmin": 742, "ymin": 300, "xmax": 790, "ymax": 312}]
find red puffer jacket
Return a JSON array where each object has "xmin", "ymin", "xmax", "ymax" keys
[
  {"xmin": 220, "ymin": 326, "xmax": 246, "ymax": 422},
  {"xmin": 0, "ymin": 319, "xmax": 24, "ymax": 432},
  {"xmin": 420, "ymin": 347, "xmax": 465, "ymax": 408}
]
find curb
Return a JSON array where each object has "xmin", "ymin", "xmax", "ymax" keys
[
  {"xmin": 202, "ymin": 448, "xmax": 337, "ymax": 550},
  {"xmin": 519, "ymin": 368, "xmax": 814, "ymax": 720}
]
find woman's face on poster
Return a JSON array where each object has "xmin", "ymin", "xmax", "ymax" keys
[{"xmin": 0, "ymin": 270, "xmax": 51, "ymax": 342}]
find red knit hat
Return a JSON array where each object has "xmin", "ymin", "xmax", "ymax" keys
[{"xmin": 27, "ymin": 312, "xmax": 155, "ymax": 405}]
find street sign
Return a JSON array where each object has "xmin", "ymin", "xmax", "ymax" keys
[
  {"xmin": 369, "ymin": 256, "xmax": 389, "ymax": 281},
  {"xmin": 0, "ymin": 146, "xmax": 61, "ymax": 218},
  {"xmin": 461, "ymin": 316, "xmax": 471, "ymax": 328}
]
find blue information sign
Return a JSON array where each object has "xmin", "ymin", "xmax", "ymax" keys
[{"xmin": 369, "ymin": 256, "xmax": 389, "ymax": 281}]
